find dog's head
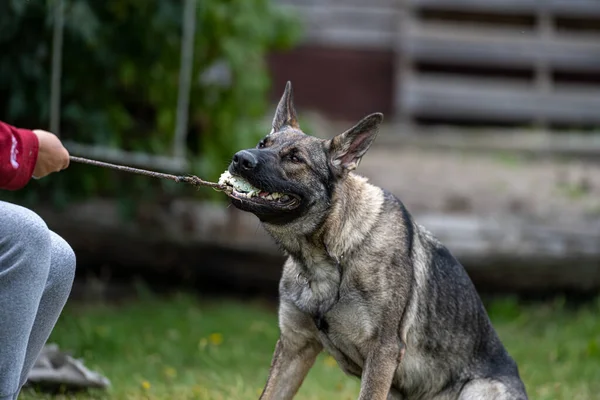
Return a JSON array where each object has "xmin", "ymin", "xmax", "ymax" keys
[{"xmin": 220, "ymin": 81, "xmax": 383, "ymax": 227}]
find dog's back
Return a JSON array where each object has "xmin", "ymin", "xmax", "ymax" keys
[{"xmin": 383, "ymin": 190, "xmax": 527, "ymax": 399}]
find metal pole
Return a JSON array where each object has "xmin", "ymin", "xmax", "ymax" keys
[
  {"xmin": 50, "ymin": 0, "xmax": 64, "ymax": 136},
  {"xmin": 173, "ymin": 0, "xmax": 197, "ymax": 158}
]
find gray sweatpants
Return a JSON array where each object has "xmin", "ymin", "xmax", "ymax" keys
[{"xmin": 0, "ymin": 201, "xmax": 76, "ymax": 400}]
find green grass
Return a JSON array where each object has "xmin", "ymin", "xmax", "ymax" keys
[{"xmin": 21, "ymin": 293, "xmax": 600, "ymax": 400}]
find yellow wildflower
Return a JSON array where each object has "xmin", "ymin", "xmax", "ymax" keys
[
  {"xmin": 164, "ymin": 366, "xmax": 177, "ymax": 379},
  {"xmin": 208, "ymin": 332, "xmax": 224, "ymax": 346},
  {"xmin": 324, "ymin": 355, "xmax": 337, "ymax": 367}
]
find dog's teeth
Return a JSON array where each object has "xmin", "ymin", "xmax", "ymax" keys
[{"xmin": 280, "ymin": 195, "xmax": 290, "ymax": 202}]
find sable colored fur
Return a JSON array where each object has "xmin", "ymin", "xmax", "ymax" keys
[{"xmin": 222, "ymin": 82, "xmax": 528, "ymax": 400}]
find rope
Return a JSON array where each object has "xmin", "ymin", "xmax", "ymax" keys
[{"xmin": 69, "ymin": 156, "xmax": 227, "ymax": 191}]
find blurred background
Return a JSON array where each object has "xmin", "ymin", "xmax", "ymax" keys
[{"xmin": 1, "ymin": 0, "xmax": 599, "ymax": 399}]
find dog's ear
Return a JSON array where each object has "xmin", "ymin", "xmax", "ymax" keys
[
  {"xmin": 271, "ymin": 81, "xmax": 299, "ymax": 133},
  {"xmin": 328, "ymin": 113, "xmax": 383, "ymax": 172}
]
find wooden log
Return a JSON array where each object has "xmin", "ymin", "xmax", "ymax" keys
[
  {"xmin": 407, "ymin": 0, "xmax": 600, "ymax": 18},
  {"xmin": 280, "ymin": 3, "xmax": 399, "ymax": 33},
  {"xmin": 277, "ymin": 0, "xmax": 398, "ymax": 10},
  {"xmin": 405, "ymin": 22, "xmax": 600, "ymax": 72},
  {"xmin": 31, "ymin": 198, "xmax": 600, "ymax": 295},
  {"xmin": 374, "ymin": 126, "xmax": 600, "ymax": 162},
  {"xmin": 402, "ymin": 74, "xmax": 600, "ymax": 125}
]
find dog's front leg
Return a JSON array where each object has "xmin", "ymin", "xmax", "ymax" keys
[
  {"xmin": 259, "ymin": 335, "xmax": 322, "ymax": 400},
  {"xmin": 358, "ymin": 340, "xmax": 403, "ymax": 400}
]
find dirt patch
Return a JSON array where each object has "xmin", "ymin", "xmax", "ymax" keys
[{"xmin": 359, "ymin": 146, "xmax": 600, "ymax": 227}]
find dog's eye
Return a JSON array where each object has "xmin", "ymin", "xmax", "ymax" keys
[
  {"xmin": 257, "ymin": 140, "xmax": 266, "ymax": 149},
  {"xmin": 289, "ymin": 154, "xmax": 302, "ymax": 163}
]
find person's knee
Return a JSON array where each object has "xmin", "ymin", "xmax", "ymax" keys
[
  {"xmin": 0, "ymin": 203, "xmax": 52, "ymax": 282},
  {"xmin": 48, "ymin": 231, "xmax": 76, "ymax": 298}
]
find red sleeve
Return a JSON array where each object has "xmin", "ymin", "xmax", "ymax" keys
[{"xmin": 0, "ymin": 121, "xmax": 39, "ymax": 191}]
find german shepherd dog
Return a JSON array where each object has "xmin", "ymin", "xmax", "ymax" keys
[{"xmin": 219, "ymin": 82, "xmax": 528, "ymax": 400}]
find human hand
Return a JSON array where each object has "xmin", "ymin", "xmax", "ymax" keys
[{"xmin": 32, "ymin": 130, "xmax": 70, "ymax": 179}]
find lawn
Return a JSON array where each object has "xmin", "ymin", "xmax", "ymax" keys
[{"xmin": 20, "ymin": 291, "xmax": 600, "ymax": 400}]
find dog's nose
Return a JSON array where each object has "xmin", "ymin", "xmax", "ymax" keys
[{"xmin": 232, "ymin": 150, "xmax": 257, "ymax": 170}]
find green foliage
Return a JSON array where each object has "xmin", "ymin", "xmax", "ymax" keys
[{"xmin": 0, "ymin": 0, "xmax": 301, "ymax": 207}]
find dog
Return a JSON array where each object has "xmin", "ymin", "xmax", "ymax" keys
[{"xmin": 219, "ymin": 82, "xmax": 528, "ymax": 400}]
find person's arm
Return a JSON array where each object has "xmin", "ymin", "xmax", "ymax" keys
[
  {"xmin": 0, "ymin": 121, "xmax": 40, "ymax": 190},
  {"xmin": 0, "ymin": 121, "xmax": 70, "ymax": 191}
]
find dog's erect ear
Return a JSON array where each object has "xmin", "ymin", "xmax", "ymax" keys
[
  {"xmin": 328, "ymin": 113, "xmax": 383, "ymax": 172},
  {"xmin": 271, "ymin": 81, "xmax": 299, "ymax": 133}
]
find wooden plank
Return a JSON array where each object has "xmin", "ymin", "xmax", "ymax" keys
[
  {"xmin": 419, "ymin": 214, "xmax": 600, "ymax": 260},
  {"xmin": 276, "ymin": 0, "xmax": 322, "ymax": 6},
  {"xmin": 297, "ymin": 27, "xmax": 397, "ymax": 49},
  {"xmin": 544, "ymin": 89, "xmax": 600, "ymax": 125},
  {"xmin": 374, "ymin": 127, "xmax": 600, "ymax": 162},
  {"xmin": 418, "ymin": 214, "xmax": 600, "ymax": 293},
  {"xmin": 407, "ymin": 0, "xmax": 600, "ymax": 18},
  {"xmin": 404, "ymin": 23, "xmax": 539, "ymax": 69},
  {"xmin": 402, "ymin": 76, "xmax": 541, "ymax": 122},
  {"xmin": 327, "ymin": 0, "xmax": 398, "ymax": 6},
  {"xmin": 280, "ymin": 3, "xmax": 398, "ymax": 33},
  {"xmin": 404, "ymin": 22, "xmax": 600, "ymax": 72},
  {"xmin": 407, "ymin": 0, "xmax": 539, "ymax": 15},
  {"xmin": 276, "ymin": 2, "xmax": 399, "ymax": 48},
  {"xmin": 402, "ymin": 75, "xmax": 600, "ymax": 124},
  {"xmin": 277, "ymin": 0, "xmax": 397, "ymax": 7},
  {"xmin": 549, "ymin": 0, "xmax": 600, "ymax": 18}
]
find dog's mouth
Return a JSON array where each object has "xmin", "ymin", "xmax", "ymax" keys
[{"xmin": 218, "ymin": 171, "xmax": 301, "ymax": 210}]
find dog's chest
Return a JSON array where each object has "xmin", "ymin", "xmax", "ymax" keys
[
  {"xmin": 283, "ymin": 263, "xmax": 377, "ymax": 362},
  {"xmin": 315, "ymin": 292, "xmax": 377, "ymax": 374},
  {"xmin": 286, "ymin": 262, "xmax": 341, "ymax": 318}
]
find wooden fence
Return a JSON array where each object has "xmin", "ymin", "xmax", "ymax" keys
[{"xmin": 276, "ymin": 0, "xmax": 600, "ymax": 129}]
